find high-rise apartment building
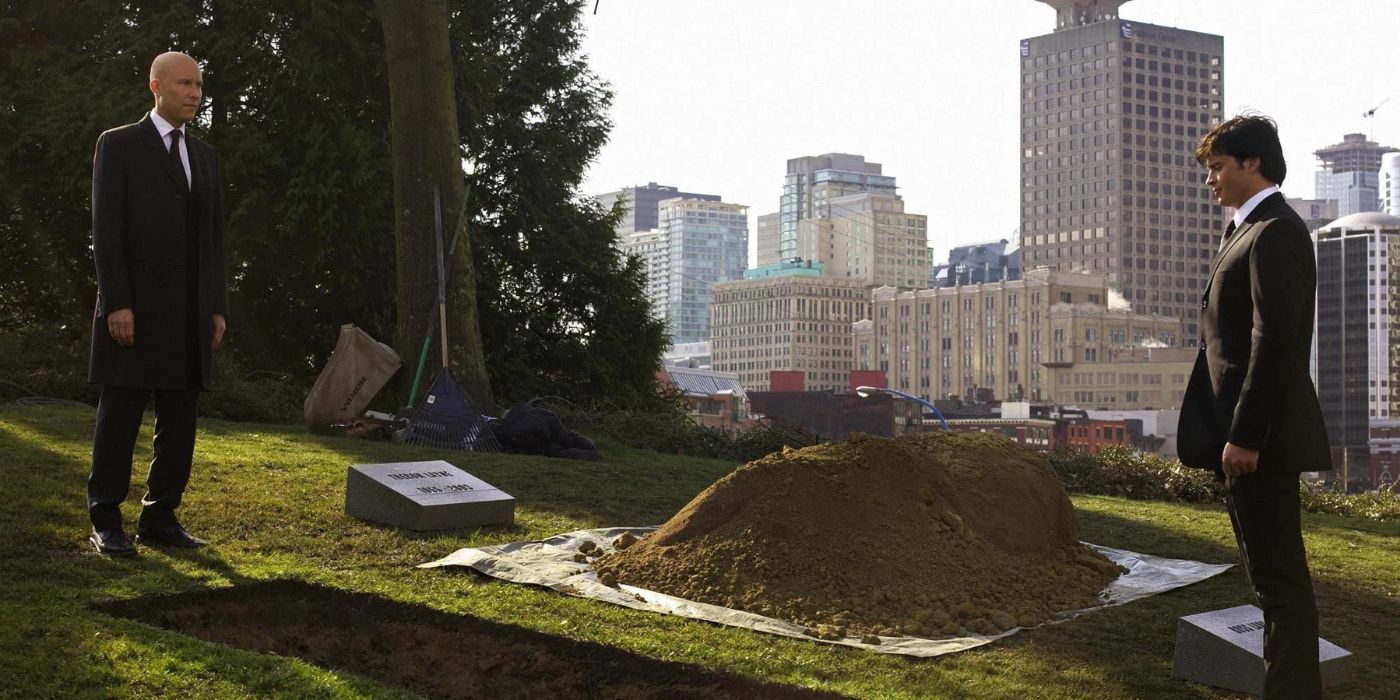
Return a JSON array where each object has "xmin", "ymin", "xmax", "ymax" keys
[
  {"xmin": 755, "ymin": 212, "xmax": 782, "ymax": 267},
  {"xmin": 854, "ymin": 268, "xmax": 1182, "ymax": 404},
  {"xmin": 1020, "ymin": 0, "xmax": 1225, "ymax": 343},
  {"xmin": 710, "ymin": 274, "xmax": 869, "ymax": 393},
  {"xmin": 759, "ymin": 153, "xmax": 898, "ymax": 262},
  {"xmin": 1314, "ymin": 134, "xmax": 1399, "ymax": 218},
  {"xmin": 1313, "ymin": 211, "xmax": 1400, "ymax": 488},
  {"xmin": 1380, "ymin": 152, "xmax": 1400, "ymax": 217},
  {"xmin": 594, "ymin": 182, "xmax": 722, "ymax": 237},
  {"xmin": 756, "ymin": 154, "xmax": 929, "ymax": 287},
  {"xmin": 621, "ymin": 198, "xmax": 748, "ymax": 346}
]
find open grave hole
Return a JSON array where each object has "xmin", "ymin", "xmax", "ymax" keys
[{"xmin": 95, "ymin": 580, "xmax": 848, "ymax": 699}]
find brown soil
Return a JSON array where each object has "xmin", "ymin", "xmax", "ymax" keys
[
  {"xmin": 595, "ymin": 431, "xmax": 1123, "ymax": 640},
  {"xmin": 97, "ymin": 581, "xmax": 848, "ymax": 699}
]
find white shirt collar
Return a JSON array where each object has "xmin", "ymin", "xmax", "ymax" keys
[
  {"xmin": 149, "ymin": 110, "xmax": 183, "ymax": 140},
  {"xmin": 1232, "ymin": 185, "xmax": 1280, "ymax": 229}
]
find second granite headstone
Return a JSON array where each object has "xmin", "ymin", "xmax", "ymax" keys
[
  {"xmin": 346, "ymin": 460, "xmax": 515, "ymax": 530},
  {"xmin": 1172, "ymin": 604, "xmax": 1353, "ymax": 695}
]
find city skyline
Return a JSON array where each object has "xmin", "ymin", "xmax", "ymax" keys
[{"xmin": 580, "ymin": 0, "xmax": 1400, "ymax": 267}]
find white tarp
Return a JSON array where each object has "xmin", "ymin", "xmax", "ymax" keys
[{"xmin": 420, "ymin": 526, "xmax": 1233, "ymax": 657}]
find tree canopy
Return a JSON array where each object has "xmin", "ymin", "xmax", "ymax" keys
[{"xmin": 0, "ymin": 0, "xmax": 669, "ymax": 410}]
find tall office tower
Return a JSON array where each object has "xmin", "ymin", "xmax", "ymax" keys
[
  {"xmin": 1021, "ymin": 0, "xmax": 1225, "ymax": 343},
  {"xmin": 623, "ymin": 198, "xmax": 749, "ymax": 346},
  {"xmin": 1314, "ymin": 134, "xmax": 1399, "ymax": 218},
  {"xmin": 1380, "ymin": 152, "xmax": 1400, "ymax": 216},
  {"xmin": 594, "ymin": 182, "xmax": 722, "ymax": 238},
  {"xmin": 757, "ymin": 153, "xmax": 898, "ymax": 263},
  {"xmin": 1313, "ymin": 212, "xmax": 1400, "ymax": 489}
]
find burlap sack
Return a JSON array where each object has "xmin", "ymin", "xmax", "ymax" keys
[{"xmin": 304, "ymin": 325, "xmax": 401, "ymax": 430}]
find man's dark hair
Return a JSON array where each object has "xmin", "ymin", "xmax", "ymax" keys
[{"xmin": 1195, "ymin": 114, "xmax": 1287, "ymax": 185}]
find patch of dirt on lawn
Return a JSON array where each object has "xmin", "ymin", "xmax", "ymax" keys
[
  {"xmin": 595, "ymin": 431, "xmax": 1123, "ymax": 640},
  {"xmin": 97, "ymin": 580, "xmax": 848, "ymax": 699}
]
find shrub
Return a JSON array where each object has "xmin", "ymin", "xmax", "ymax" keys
[
  {"xmin": 732, "ymin": 419, "xmax": 819, "ymax": 463},
  {"xmin": 1049, "ymin": 446, "xmax": 1399, "ymax": 521},
  {"xmin": 557, "ymin": 402, "xmax": 817, "ymax": 463},
  {"xmin": 1300, "ymin": 482, "xmax": 1400, "ymax": 521},
  {"xmin": 199, "ymin": 352, "xmax": 309, "ymax": 424},
  {"xmin": 0, "ymin": 321, "xmax": 96, "ymax": 404},
  {"xmin": 0, "ymin": 322, "xmax": 308, "ymax": 423},
  {"xmin": 1050, "ymin": 446, "xmax": 1225, "ymax": 503}
]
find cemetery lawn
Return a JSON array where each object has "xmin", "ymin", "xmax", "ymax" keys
[{"xmin": 2, "ymin": 403, "xmax": 1397, "ymax": 699}]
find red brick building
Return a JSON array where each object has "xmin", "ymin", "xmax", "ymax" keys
[{"xmin": 1056, "ymin": 418, "xmax": 1133, "ymax": 454}]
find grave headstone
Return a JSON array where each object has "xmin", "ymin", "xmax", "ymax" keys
[
  {"xmin": 1172, "ymin": 604, "xmax": 1352, "ymax": 695},
  {"xmin": 346, "ymin": 460, "xmax": 514, "ymax": 530}
]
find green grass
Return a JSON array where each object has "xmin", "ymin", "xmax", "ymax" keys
[{"xmin": 1, "ymin": 403, "xmax": 1396, "ymax": 699}]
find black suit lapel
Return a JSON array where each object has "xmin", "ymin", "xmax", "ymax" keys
[
  {"xmin": 1201, "ymin": 191, "xmax": 1286, "ymax": 300},
  {"xmin": 139, "ymin": 115, "xmax": 190, "ymax": 191}
]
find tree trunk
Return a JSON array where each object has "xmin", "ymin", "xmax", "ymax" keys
[{"xmin": 374, "ymin": 0, "xmax": 495, "ymax": 413}]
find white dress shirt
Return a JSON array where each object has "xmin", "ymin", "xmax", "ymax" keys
[
  {"xmin": 1231, "ymin": 185, "xmax": 1280, "ymax": 230},
  {"xmin": 149, "ymin": 110, "xmax": 191, "ymax": 187}
]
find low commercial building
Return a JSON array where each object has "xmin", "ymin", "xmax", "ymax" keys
[{"xmin": 656, "ymin": 365, "xmax": 748, "ymax": 434}]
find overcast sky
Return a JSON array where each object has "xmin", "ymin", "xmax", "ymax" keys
[{"xmin": 579, "ymin": 0, "xmax": 1400, "ymax": 266}]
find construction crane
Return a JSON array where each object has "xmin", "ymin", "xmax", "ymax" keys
[{"xmin": 1363, "ymin": 97, "xmax": 1390, "ymax": 140}]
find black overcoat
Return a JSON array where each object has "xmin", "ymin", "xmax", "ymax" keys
[
  {"xmin": 1177, "ymin": 192, "xmax": 1332, "ymax": 472},
  {"xmin": 88, "ymin": 115, "xmax": 228, "ymax": 390}
]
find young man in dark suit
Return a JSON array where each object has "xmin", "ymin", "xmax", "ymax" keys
[
  {"xmin": 87, "ymin": 52, "xmax": 228, "ymax": 555},
  {"xmin": 1178, "ymin": 115, "xmax": 1331, "ymax": 699}
]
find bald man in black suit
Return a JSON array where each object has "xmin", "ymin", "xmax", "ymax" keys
[{"xmin": 87, "ymin": 51, "xmax": 228, "ymax": 555}]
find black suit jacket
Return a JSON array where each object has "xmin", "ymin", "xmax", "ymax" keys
[
  {"xmin": 1178, "ymin": 192, "xmax": 1331, "ymax": 472},
  {"xmin": 89, "ymin": 114, "xmax": 228, "ymax": 390}
]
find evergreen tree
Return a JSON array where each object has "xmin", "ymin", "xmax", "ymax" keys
[{"xmin": 0, "ymin": 0, "xmax": 669, "ymax": 410}]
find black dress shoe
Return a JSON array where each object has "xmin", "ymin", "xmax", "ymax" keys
[
  {"xmin": 90, "ymin": 528, "xmax": 137, "ymax": 556},
  {"xmin": 135, "ymin": 523, "xmax": 207, "ymax": 548}
]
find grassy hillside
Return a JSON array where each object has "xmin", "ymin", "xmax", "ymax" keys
[{"xmin": 1, "ymin": 404, "xmax": 1394, "ymax": 698}]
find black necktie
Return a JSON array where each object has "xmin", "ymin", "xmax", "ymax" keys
[
  {"xmin": 1219, "ymin": 220, "xmax": 1236, "ymax": 252},
  {"xmin": 169, "ymin": 129, "xmax": 187, "ymax": 189}
]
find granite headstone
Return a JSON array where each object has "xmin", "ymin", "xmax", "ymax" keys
[
  {"xmin": 346, "ymin": 460, "xmax": 515, "ymax": 530},
  {"xmin": 1172, "ymin": 604, "xmax": 1353, "ymax": 695}
]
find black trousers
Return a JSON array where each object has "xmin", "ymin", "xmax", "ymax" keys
[
  {"xmin": 1224, "ymin": 471, "xmax": 1321, "ymax": 700},
  {"xmin": 87, "ymin": 384, "xmax": 200, "ymax": 531}
]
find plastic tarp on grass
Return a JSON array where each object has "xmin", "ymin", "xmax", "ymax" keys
[{"xmin": 420, "ymin": 526, "xmax": 1232, "ymax": 657}]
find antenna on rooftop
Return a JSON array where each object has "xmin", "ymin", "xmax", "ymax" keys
[{"xmin": 1363, "ymin": 97, "xmax": 1390, "ymax": 141}]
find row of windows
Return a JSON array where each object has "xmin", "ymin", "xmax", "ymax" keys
[{"xmin": 1060, "ymin": 371, "xmax": 1185, "ymax": 385}]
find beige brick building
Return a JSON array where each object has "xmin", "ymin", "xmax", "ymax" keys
[
  {"xmin": 1047, "ymin": 346, "xmax": 1195, "ymax": 409},
  {"xmin": 710, "ymin": 273, "xmax": 870, "ymax": 393},
  {"xmin": 854, "ymin": 268, "xmax": 1183, "ymax": 403}
]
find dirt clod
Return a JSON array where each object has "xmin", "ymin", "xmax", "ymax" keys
[{"xmin": 595, "ymin": 432, "xmax": 1122, "ymax": 639}]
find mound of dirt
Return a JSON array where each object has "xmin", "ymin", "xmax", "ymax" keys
[{"xmin": 594, "ymin": 431, "xmax": 1123, "ymax": 639}]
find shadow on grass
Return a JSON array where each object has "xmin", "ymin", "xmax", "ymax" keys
[
  {"xmin": 972, "ymin": 506, "xmax": 1392, "ymax": 699},
  {"xmin": 96, "ymin": 579, "xmax": 851, "ymax": 699}
]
